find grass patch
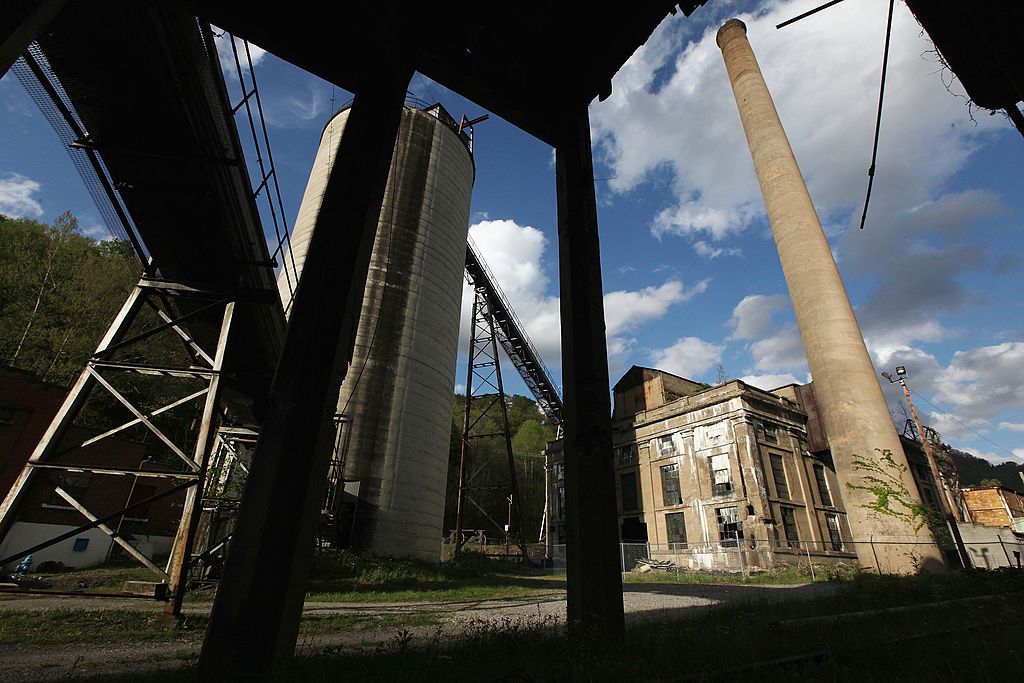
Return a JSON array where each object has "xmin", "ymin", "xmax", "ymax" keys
[
  {"xmin": 0, "ymin": 609, "xmax": 441, "ymax": 647},
  {"xmin": 0, "ymin": 610, "xmax": 205, "ymax": 646},
  {"xmin": 282, "ymin": 570, "xmax": 1024, "ymax": 681},
  {"xmin": 303, "ymin": 550, "xmax": 563, "ymax": 603}
]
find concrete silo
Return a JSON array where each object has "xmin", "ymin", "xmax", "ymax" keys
[{"xmin": 280, "ymin": 102, "xmax": 474, "ymax": 561}]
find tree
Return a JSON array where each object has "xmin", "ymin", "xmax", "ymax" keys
[{"xmin": 0, "ymin": 212, "xmax": 139, "ymax": 385}]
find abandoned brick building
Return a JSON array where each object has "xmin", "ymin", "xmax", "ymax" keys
[{"xmin": 545, "ymin": 366, "xmax": 945, "ymax": 571}]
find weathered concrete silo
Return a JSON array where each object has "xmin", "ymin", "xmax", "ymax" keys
[{"xmin": 280, "ymin": 102, "xmax": 474, "ymax": 561}]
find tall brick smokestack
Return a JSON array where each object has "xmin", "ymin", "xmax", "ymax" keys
[{"xmin": 716, "ymin": 18, "xmax": 942, "ymax": 573}]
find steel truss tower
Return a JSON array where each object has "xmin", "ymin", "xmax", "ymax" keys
[
  {"xmin": 453, "ymin": 283, "xmax": 526, "ymax": 560},
  {"xmin": 0, "ymin": 278, "xmax": 238, "ymax": 614}
]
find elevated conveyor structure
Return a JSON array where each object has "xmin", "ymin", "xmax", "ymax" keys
[
  {"xmin": 465, "ymin": 239, "xmax": 563, "ymax": 426},
  {"xmin": 31, "ymin": 2, "xmax": 286, "ymax": 395},
  {"xmin": 0, "ymin": 2, "xmax": 286, "ymax": 612}
]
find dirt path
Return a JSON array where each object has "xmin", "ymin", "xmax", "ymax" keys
[{"xmin": 0, "ymin": 582, "xmax": 835, "ymax": 681}]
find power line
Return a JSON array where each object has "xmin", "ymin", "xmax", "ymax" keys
[
  {"xmin": 909, "ymin": 388, "xmax": 1021, "ymax": 460},
  {"xmin": 858, "ymin": 0, "xmax": 896, "ymax": 230}
]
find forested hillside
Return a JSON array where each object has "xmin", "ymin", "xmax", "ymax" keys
[
  {"xmin": 950, "ymin": 449, "xmax": 1024, "ymax": 493},
  {"xmin": 0, "ymin": 212, "xmax": 138, "ymax": 386},
  {"xmin": 444, "ymin": 394, "xmax": 556, "ymax": 543}
]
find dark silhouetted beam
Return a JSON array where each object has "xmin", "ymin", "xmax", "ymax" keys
[
  {"xmin": 198, "ymin": 57, "xmax": 414, "ymax": 677},
  {"xmin": 556, "ymin": 103, "xmax": 625, "ymax": 644}
]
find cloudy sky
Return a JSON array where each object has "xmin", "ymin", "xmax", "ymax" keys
[{"xmin": 1, "ymin": 0, "xmax": 1022, "ymax": 465}]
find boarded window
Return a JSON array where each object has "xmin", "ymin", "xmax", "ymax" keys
[
  {"xmin": 620, "ymin": 472, "xmax": 639, "ymax": 512},
  {"xmin": 826, "ymin": 513, "xmax": 844, "ymax": 551},
  {"xmin": 770, "ymin": 454, "xmax": 789, "ymax": 499},
  {"xmin": 716, "ymin": 506, "xmax": 743, "ymax": 547},
  {"xmin": 661, "ymin": 464, "xmax": 682, "ymax": 506},
  {"xmin": 780, "ymin": 506, "xmax": 800, "ymax": 548},
  {"xmin": 813, "ymin": 464, "xmax": 833, "ymax": 506},
  {"xmin": 666, "ymin": 511, "xmax": 687, "ymax": 545},
  {"xmin": 656, "ymin": 435, "xmax": 677, "ymax": 457},
  {"xmin": 710, "ymin": 454, "xmax": 733, "ymax": 496}
]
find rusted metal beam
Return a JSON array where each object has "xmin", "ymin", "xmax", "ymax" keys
[
  {"xmin": 555, "ymin": 103, "xmax": 625, "ymax": 644},
  {"xmin": 166, "ymin": 301, "xmax": 236, "ymax": 615},
  {"xmin": 197, "ymin": 58, "xmax": 414, "ymax": 678},
  {"xmin": 52, "ymin": 486, "xmax": 169, "ymax": 580}
]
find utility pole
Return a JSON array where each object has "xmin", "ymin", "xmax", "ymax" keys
[{"xmin": 882, "ymin": 366, "xmax": 969, "ymax": 567}]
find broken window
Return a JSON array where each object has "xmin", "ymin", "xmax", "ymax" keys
[
  {"xmin": 46, "ymin": 470, "xmax": 92, "ymax": 508},
  {"xmin": 661, "ymin": 463, "xmax": 682, "ymax": 506},
  {"xmin": 556, "ymin": 485, "xmax": 565, "ymax": 520},
  {"xmin": 656, "ymin": 434, "xmax": 677, "ymax": 457},
  {"xmin": 813, "ymin": 463, "xmax": 833, "ymax": 506},
  {"xmin": 617, "ymin": 444, "xmax": 636, "ymax": 465},
  {"xmin": 620, "ymin": 472, "xmax": 639, "ymax": 512},
  {"xmin": 826, "ymin": 512, "xmax": 843, "ymax": 551},
  {"xmin": 709, "ymin": 453, "xmax": 733, "ymax": 496},
  {"xmin": 770, "ymin": 453, "xmax": 789, "ymax": 499},
  {"xmin": 780, "ymin": 506, "xmax": 800, "ymax": 548},
  {"xmin": 553, "ymin": 463, "xmax": 564, "ymax": 481},
  {"xmin": 666, "ymin": 511, "xmax": 687, "ymax": 546},
  {"xmin": 763, "ymin": 423, "xmax": 778, "ymax": 442},
  {"xmin": 716, "ymin": 506, "xmax": 743, "ymax": 547}
]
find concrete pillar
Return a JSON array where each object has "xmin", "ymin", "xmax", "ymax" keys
[
  {"xmin": 555, "ymin": 103, "xmax": 625, "ymax": 642},
  {"xmin": 197, "ymin": 59, "xmax": 413, "ymax": 678},
  {"xmin": 716, "ymin": 19, "xmax": 942, "ymax": 573}
]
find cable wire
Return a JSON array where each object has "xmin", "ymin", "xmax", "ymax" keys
[
  {"xmin": 909, "ymin": 388, "xmax": 1021, "ymax": 460},
  {"xmin": 858, "ymin": 0, "xmax": 896, "ymax": 230}
]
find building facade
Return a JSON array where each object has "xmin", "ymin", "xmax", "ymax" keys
[
  {"xmin": 0, "ymin": 366, "xmax": 184, "ymax": 570},
  {"xmin": 546, "ymin": 367, "xmax": 858, "ymax": 571}
]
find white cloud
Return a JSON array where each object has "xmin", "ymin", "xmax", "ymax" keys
[
  {"xmin": 604, "ymin": 278, "xmax": 708, "ymax": 337},
  {"xmin": 727, "ymin": 293, "xmax": 788, "ymax": 340},
  {"xmin": 968, "ymin": 450, "xmax": 1024, "ymax": 465},
  {"xmin": 933, "ymin": 343, "xmax": 1024, "ymax": 424},
  {"xmin": 693, "ymin": 240, "xmax": 742, "ymax": 260},
  {"xmin": 463, "ymin": 219, "xmax": 708, "ymax": 378},
  {"xmin": 649, "ymin": 337, "xmax": 723, "ymax": 380},
  {"xmin": 999, "ymin": 422, "xmax": 1024, "ymax": 433},
  {"xmin": 0, "ymin": 172, "xmax": 43, "ymax": 217},
  {"xmin": 591, "ymin": 0, "xmax": 999, "ymax": 243},
  {"xmin": 749, "ymin": 324, "xmax": 806, "ymax": 374},
  {"xmin": 739, "ymin": 373, "xmax": 801, "ymax": 391},
  {"xmin": 212, "ymin": 27, "xmax": 267, "ymax": 79}
]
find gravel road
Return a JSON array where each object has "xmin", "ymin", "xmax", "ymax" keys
[{"xmin": 0, "ymin": 582, "xmax": 835, "ymax": 681}]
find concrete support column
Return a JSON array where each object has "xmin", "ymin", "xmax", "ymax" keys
[
  {"xmin": 716, "ymin": 19, "xmax": 941, "ymax": 573},
  {"xmin": 555, "ymin": 103, "xmax": 625, "ymax": 643},
  {"xmin": 197, "ymin": 60, "xmax": 413, "ymax": 678}
]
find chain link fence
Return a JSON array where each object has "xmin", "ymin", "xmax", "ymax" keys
[{"xmin": 543, "ymin": 533, "xmax": 1024, "ymax": 576}]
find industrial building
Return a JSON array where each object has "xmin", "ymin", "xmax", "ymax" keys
[
  {"xmin": 545, "ymin": 366, "xmax": 956, "ymax": 572},
  {"xmin": 279, "ymin": 101, "xmax": 475, "ymax": 562},
  {"xmin": 0, "ymin": 366, "xmax": 184, "ymax": 569}
]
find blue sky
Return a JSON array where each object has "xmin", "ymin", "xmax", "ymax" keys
[{"xmin": 1, "ymin": 1, "xmax": 1022, "ymax": 466}]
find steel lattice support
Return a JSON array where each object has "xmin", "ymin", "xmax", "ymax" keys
[
  {"xmin": 453, "ymin": 283, "xmax": 527, "ymax": 561},
  {"xmin": 0, "ymin": 278, "xmax": 236, "ymax": 613}
]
